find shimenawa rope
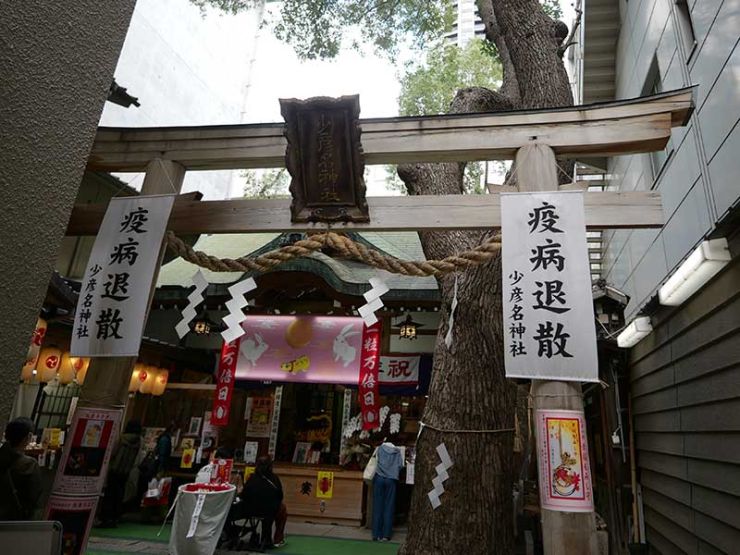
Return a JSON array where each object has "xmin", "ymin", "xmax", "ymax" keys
[{"xmin": 165, "ymin": 230, "xmax": 501, "ymax": 277}]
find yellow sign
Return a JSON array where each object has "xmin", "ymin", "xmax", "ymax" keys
[
  {"xmin": 48, "ymin": 428, "xmax": 62, "ymax": 448},
  {"xmin": 180, "ymin": 448, "xmax": 195, "ymax": 469},
  {"xmin": 244, "ymin": 466, "xmax": 255, "ymax": 482},
  {"xmin": 316, "ymin": 471, "xmax": 334, "ymax": 499}
]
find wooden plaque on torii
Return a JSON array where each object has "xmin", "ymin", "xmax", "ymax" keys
[{"xmin": 280, "ymin": 95, "xmax": 369, "ymax": 224}]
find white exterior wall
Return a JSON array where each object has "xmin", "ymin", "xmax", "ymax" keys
[
  {"xmin": 600, "ymin": 0, "xmax": 740, "ymax": 318},
  {"xmin": 100, "ymin": 0, "xmax": 262, "ymax": 200}
]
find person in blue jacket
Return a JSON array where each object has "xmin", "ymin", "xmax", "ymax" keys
[{"xmin": 372, "ymin": 441, "xmax": 403, "ymax": 541}]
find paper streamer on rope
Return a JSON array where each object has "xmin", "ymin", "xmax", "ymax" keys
[
  {"xmin": 358, "ymin": 276, "xmax": 389, "ymax": 326},
  {"xmin": 186, "ymin": 493, "xmax": 206, "ymax": 538},
  {"xmin": 427, "ymin": 443, "xmax": 454, "ymax": 510},
  {"xmin": 175, "ymin": 271, "xmax": 208, "ymax": 338},
  {"xmin": 444, "ymin": 275, "xmax": 459, "ymax": 349},
  {"xmin": 221, "ymin": 277, "xmax": 257, "ymax": 343}
]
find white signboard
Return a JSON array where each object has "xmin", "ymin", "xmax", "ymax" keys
[
  {"xmin": 379, "ymin": 356, "xmax": 420, "ymax": 385},
  {"xmin": 71, "ymin": 195, "xmax": 176, "ymax": 357},
  {"xmin": 501, "ymin": 192, "xmax": 598, "ymax": 382}
]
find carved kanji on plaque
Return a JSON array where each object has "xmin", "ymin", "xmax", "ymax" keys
[{"xmin": 280, "ymin": 95, "xmax": 369, "ymax": 223}]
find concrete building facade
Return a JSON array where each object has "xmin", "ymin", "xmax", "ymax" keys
[
  {"xmin": 101, "ymin": 0, "xmax": 263, "ymax": 200},
  {"xmin": 578, "ymin": 0, "xmax": 740, "ymax": 551}
]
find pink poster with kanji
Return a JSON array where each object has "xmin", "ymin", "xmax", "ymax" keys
[
  {"xmin": 235, "ymin": 316, "xmax": 368, "ymax": 384},
  {"xmin": 536, "ymin": 409, "xmax": 594, "ymax": 512}
]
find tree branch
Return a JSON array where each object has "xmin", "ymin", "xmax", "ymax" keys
[
  {"xmin": 475, "ymin": 0, "xmax": 520, "ymax": 104},
  {"xmin": 557, "ymin": 8, "xmax": 582, "ymax": 57}
]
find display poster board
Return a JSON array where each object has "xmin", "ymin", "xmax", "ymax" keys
[
  {"xmin": 501, "ymin": 192, "xmax": 598, "ymax": 382},
  {"xmin": 71, "ymin": 195, "xmax": 175, "ymax": 357},
  {"xmin": 45, "ymin": 494, "xmax": 98, "ymax": 555},
  {"xmin": 243, "ymin": 441, "xmax": 259, "ymax": 464},
  {"xmin": 536, "ymin": 409, "xmax": 594, "ymax": 512},
  {"xmin": 52, "ymin": 407, "xmax": 121, "ymax": 496}
]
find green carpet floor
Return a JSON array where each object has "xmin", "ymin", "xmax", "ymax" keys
[
  {"xmin": 88, "ymin": 523, "xmax": 399, "ymax": 554},
  {"xmin": 91, "ymin": 522, "xmax": 170, "ymax": 542}
]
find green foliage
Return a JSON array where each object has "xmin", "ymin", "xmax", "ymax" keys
[
  {"xmin": 193, "ymin": 0, "xmax": 452, "ymax": 60},
  {"xmin": 541, "ymin": 0, "xmax": 563, "ymax": 20},
  {"xmin": 397, "ymin": 38, "xmax": 502, "ymax": 117},
  {"xmin": 243, "ymin": 168, "xmax": 291, "ymax": 198}
]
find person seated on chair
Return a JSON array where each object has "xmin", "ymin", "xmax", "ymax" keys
[{"xmin": 241, "ymin": 455, "xmax": 287, "ymax": 548}]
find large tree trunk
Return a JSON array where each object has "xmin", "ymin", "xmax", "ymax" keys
[{"xmin": 399, "ymin": 1, "xmax": 574, "ymax": 553}]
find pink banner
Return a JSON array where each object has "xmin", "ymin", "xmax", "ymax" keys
[{"xmin": 235, "ymin": 316, "xmax": 367, "ymax": 384}]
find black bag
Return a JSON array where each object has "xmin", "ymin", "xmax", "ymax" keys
[
  {"xmin": 138, "ymin": 451, "xmax": 158, "ymax": 479},
  {"xmin": 0, "ymin": 465, "xmax": 26, "ymax": 520}
]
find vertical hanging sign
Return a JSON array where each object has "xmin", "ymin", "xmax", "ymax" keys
[
  {"xmin": 268, "ymin": 386, "xmax": 283, "ymax": 458},
  {"xmin": 501, "ymin": 191, "xmax": 598, "ymax": 382},
  {"xmin": 358, "ymin": 322, "xmax": 381, "ymax": 429},
  {"xmin": 536, "ymin": 409, "xmax": 594, "ymax": 512},
  {"xmin": 71, "ymin": 194, "xmax": 176, "ymax": 357},
  {"xmin": 212, "ymin": 339, "xmax": 240, "ymax": 427}
]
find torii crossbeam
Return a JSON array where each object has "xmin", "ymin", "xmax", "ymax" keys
[{"xmin": 68, "ymin": 87, "xmax": 694, "ymax": 237}]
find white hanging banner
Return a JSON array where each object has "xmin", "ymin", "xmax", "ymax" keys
[
  {"xmin": 501, "ymin": 192, "xmax": 598, "ymax": 382},
  {"xmin": 71, "ymin": 195, "xmax": 176, "ymax": 357},
  {"xmin": 378, "ymin": 356, "xmax": 420, "ymax": 385}
]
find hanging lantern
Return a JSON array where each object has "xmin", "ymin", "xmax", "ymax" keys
[
  {"xmin": 139, "ymin": 365, "xmax": 158, "ymax": 394},
  {"xmin": 129, "ymin": 363, "xmax": 145, "ymax": 393},
  {"xmin": 395, "ymin": 314, "xmax": 423, "ymax": 340},
  {"xmin": 152, "ymin": 369, "xmax": 169, "ymax": 396},
  {"xmin": 21, "ymin": 317, "xmax": 48, "ymax": 377},
  {"xmin": 190, "ymin": 309, "xmax": 225, "ymax": 336},
  {"xmin": 74, "ymin": 357, "xmax": 91, "ymax": 385},
  {"xmin": 37, "ymin": 346, "xmax": 62, "ymax": 382},
  {"xmin": 59, "ymin": 353, "xmax": 77, "ymax": 385}
]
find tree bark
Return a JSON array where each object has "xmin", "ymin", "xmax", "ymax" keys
[{"xmin": 399, "ymin": 1, "xmax": 575, "ymax": 553}]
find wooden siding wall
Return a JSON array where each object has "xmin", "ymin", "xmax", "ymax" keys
[{"xmin": 629, "ymin": 254, "xmax": 740, "ymax": 554}]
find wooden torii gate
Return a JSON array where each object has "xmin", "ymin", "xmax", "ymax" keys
[{"xmin": 65, "ymin": 87, "xmax": 693, "ymax": 554}]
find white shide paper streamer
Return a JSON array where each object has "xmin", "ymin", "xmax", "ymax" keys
[
  {"xmin": 444, "ymin": 275, "xmax": 459, "ymax": 349},
  {"xmin": 358, "ymin": 276, "xmax": 389, "ymax": 326},
  {"xmin": 428, "ymin": 442, "xmax": 454, "ymax": 510},
  {"xmin": 221, "ymin": 277, "xmax": 257, "ymax": 344},
  {"xmin": 175, "ymin": 271, "xmax": 209, "ymax": 338}
]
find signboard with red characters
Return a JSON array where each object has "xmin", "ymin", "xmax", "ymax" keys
[
  {"xmin": 358, "ymin": 322, "xmax": 381, "ymax": 430},
  {"xmin": 211, "ymin": 458, "xmax": 234, "ymax": 485},
  {"xmin": 379, "ymin": 356, "xmax": 420, "ymax": 385},
  {"xmin": 212, "ymin": 339, "xmax": 240, "ymax": 426}
]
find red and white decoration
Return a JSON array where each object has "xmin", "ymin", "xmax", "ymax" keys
[
  {"xmin": 358, "ymin": 322, "xmax": 381, "ymax": 430},
  {"xmin": 212, "ymin": 339, "xmax": 240, "ymax": 426}
]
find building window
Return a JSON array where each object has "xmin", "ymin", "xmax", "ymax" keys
[
  {"xmin": 642, "ymin": 57, "xmax": 673, "ymax": 182},
  {"xmin": 675, "ymin": 0, "xmax": 697, "ymax": 61}
]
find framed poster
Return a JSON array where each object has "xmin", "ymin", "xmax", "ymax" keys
[
  {"xmin": 52, "ymin": 407, "xmax": 121, "ymax": 496},
  {"xmin": 292, "ymin": 442, "xmax": 311, "ymax": 464},
  {"xmin": 536, "ymin": 410, "xmax": 594, "ymax": 512},
  {"xmin": 246, "ymin": 397, "xmax": 273, "ymax": 438},
  {"xmin": 188, "ymin": 417, "xmax": 203, "ymax": 436}
]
